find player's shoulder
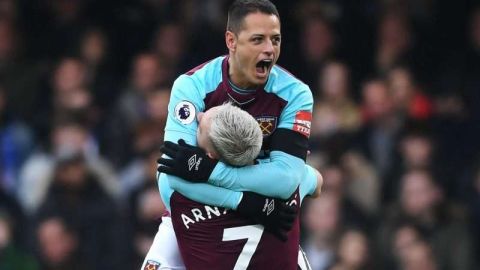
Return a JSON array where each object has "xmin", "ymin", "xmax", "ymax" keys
[
  {"xmin": 171, "ymin": 56, "xmax": 225, "ymax": 100},
  {"xmin": 266, "ymin": 65, "xmax": 313, "ymax": 104}
]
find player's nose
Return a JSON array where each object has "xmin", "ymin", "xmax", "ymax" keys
[{"xmin": 263, "ymin": 40, "xmax": 274, "ymax": 55}]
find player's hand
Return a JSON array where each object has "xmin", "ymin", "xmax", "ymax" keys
[
  {"xmin": 158, "ymin": 139, "xmax": 218, "ymax": 183},
  {"xmin": 237, "ymin": 192, "xmax": 297, "ymax": 242}
]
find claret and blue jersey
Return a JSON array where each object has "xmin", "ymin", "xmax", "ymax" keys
[{"xmin": 158, "ymin": 55, "xmax": 315, "ymax": 269}]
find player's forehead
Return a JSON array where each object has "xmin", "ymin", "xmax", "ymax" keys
[{"xmin": 238, "ymin": 12, "xmax": 281, "ymax": 36}]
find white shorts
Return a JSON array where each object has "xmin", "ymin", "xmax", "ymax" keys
[
  {"xmin": 140, "ymin": 217, "xmax": 186, "ymax": 270},
  {"xmin": 298, "ymin": 245, "xmax": 313, "ymax": 270}
]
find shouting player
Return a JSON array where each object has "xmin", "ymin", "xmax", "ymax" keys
[{"xmin": 151, "ymin": 0, "xmax": 315, "ymax": 269}]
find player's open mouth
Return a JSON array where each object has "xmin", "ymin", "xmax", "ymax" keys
[{"xmin": 255, "ymin": 59, "xmax": 273, "ymax": 78}]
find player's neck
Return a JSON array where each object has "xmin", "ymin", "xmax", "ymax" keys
[{"xmin": 228, "ymin": 56, "xmax": 257, "ymax": 90}]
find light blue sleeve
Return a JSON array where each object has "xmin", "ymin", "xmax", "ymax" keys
[
  {"xmin": 207, "ymin": 83, "xmax": 314, "ymax": 200},
  {"xmin": 159, "ymin": 73, "xmax": 243, "ymax": 211},
  {"xmin": 299, "ymin": 165, "xmax": 318, "ymax": 204}
]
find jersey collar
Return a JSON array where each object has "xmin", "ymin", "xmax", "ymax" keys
[{"xmin": 222, "ymin": 56, "xmax": 266, "ymax": 106}]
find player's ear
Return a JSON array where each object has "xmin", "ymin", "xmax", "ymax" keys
[
  {"xmin": 225, "ymin": 31, "xmax": 237, "ymax": 52},
  {"xmin": 206, "ymin": 151, "xmax": 219, "ymax": 160}
]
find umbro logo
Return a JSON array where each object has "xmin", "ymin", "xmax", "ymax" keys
[
  {"xmin": 188, "ymin": 154, "xmax": 202, "ymax": 171},
  {"xmin": 262, "ymin": 199, "xmax": 275, "ymax": 216}
]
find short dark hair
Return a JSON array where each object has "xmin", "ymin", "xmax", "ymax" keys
[{"xmin": 227, "ymin": 0, "xmax": 280, "ymax": 34}]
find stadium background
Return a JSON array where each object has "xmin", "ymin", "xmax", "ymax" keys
[{"xmin": 0, "ymin": 0, "xmax": 479, "ymax": 269}]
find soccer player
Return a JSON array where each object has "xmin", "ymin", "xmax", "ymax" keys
[
  {"xmin": 143, "ymin": 103, "xmax": 320, "ymax": 270},
  {"xmin": 152, "ymin": 0, "xmax": 315, "ymax": 269}
]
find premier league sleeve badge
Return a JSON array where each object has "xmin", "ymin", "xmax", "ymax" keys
[{"xmin": 174, "ymin": 101, "xmax": 196, "ymax": 125}]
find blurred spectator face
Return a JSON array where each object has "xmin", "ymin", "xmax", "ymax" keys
[
  {"xmin": 362, "ymin": 80, "xmax": 393, "ymax": 120},
  {"xmin": 56, "ymin": 88, "xmax": 92, "ymax": 111},
  {"xmin": 56, "ymin": 158, "xmax": 88, "ymax": 189},
  {"xmin": 400, "ymin": 134, "xmax": 432, "ymax": 168},
  {"xmin": 322, "ymin": 165, "xmax": 345, "ymax": 195},
  {"xmin": 81, "ymin": 29, "xmax": 107, "ymax": 65},
  {"xmin": 302, "ymin": 17, "xmax": 334, "ymax": 62},
  {"xmin": 133, "ymin": 121, "xmax": 164, "ymax": 155},
  {"xmin": 52, "ymin": 123, "xmax": 89, "ymax": 155},
  {"xmin": 393, "ymin": 225, "xmax": 420, "ymax": 259},
  {"xmin": 53, "ymin": 58, "xmax": 87, "ymax": 93},
  {"xmin": 137, "ymin": 186, "xmax": 165, "ymax": 221},
  {"xmin": 337, "ymin": 230, "xmax": 369, "ymax": 269},
  {"xmin": 147, "ymin": 87, "xmax": 170, "ymax": 122},
  {"xmin": 37, "ymin": 218, "xmax": 77, "ymax": 266},
  {"xmin": 0, "ymin": 215, "xmax": 11, "ymax": 249},
  {"xmin": 401, "ymin": 241, "xmax": 437, "ymax": 270},
  {"xmin": 470, "ymin": 8, "xmax": 480, "ymax": 49},
  {"xmin": 153, "ymin": 24, "xmax": 185, "ymax": 63},
  {"xmin": 400, "ymin": 170, "xmax": 441, "ymax": 217},
  {"xmin": 132, "ymin": 54, "xmax": 160, "ymax": 94},
  {"xmin": 305, "ymin": 193, "xmax": 340, "ymax": 236},
  {"xmin": 0, "ymin": 19, "xmax": 16, "ymax": 60},
  {"xmin": 388, "ymin": 67, "xmax": 415, "ymax": 110},
  {"xmin": 378, "ymin": 13, "xmax": 411, "ymax": 52},
  {"xmin": 320, "ymin": 62, "xmax": 349, "ymax": 100}
]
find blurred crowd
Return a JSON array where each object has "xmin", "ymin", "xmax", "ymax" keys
[{"xmin": 0, "ymin": 0, "xmax": 479, "ymax": 269}]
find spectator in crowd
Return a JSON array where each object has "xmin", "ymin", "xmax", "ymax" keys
[
  {"xmin": 302, "ymin": 193, "xmax": 342, "ymax": 270},
  {"xmin": 18, "ymin": 116, "xmax": 118, "ymax": 215},
  {"xmin": 377, "ymin": 169, "xmax": 474, "ymax": 270},
  {"xmin": 150, "ymin": 23, "xmax": 187, "ymax": 76},
  {"xmin": 310, "ymin": 61, "xmax": 361, "ymax": 158},
  {"xmin": 77, "ymin": 28, "xmax": 118, "ymax": 111},
  {"xmin": 341, "ymin": 151, "xmax": 380, "ymax": 216},
  {"xmin": 296, "ymin": 15, "xmax": 336, "ymax": 89},
  {"xmin": 356, "ymin": 78, "xmax": 403, "ymax": 188},
  {"xmin": 0, "ymin": 85, "xmax": 34, "ymax": 195},
  {"xmin": 383, "ymin": 127, "xmax": 438, "ymax": 204},
  {"xmin": 0, "ymin": 211, "xmax": 39, "ymax": 270},
  {"xmin": 386, "ymin": 66, "xmax": 433, "ymax": 121},
  {"xmin": 35, "ymin": 152, "xmax": 127, "ymax": 270},
  {"xmin": 35, "ymin": 216, "xmax": 84, "ymax": 270},
  {"xmin": 375, "ymin": 12, "xmax": 413, "ymax": 75},
  {"xmin": 103, "ymin": 53, "xmax": 164, "ymax": 168},
  {"xmin": 320, "ymin": 164, "xmax": 370, "ymax": 229},
  {"xmin": 329, "ymin": 228, "xmax": 373, "ymax": 270},
  {"xmin": 399, "ymin": 240, "xmax": 437, "ymax": 270},
  {"xmin": 0, "ymin": 18, "xmax": 43, "ymax": 122}
]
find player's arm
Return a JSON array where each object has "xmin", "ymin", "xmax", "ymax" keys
[
  {"xmin": 302, "ymin": 165, "xmax": 323, "ymax": 199},
  {"xmin": 159, "ymin": 83, "xmax": 313, "ymax": 200},
  {"xmin": 206, "ymin": 84, "xmax": 313, "ymax": 199},
  {"xmin": 159, "ymin": 74, "xmax": 295, "ymax": 240}
]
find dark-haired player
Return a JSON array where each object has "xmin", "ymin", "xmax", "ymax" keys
[{"xmin": 148, "ymin": 0, "xmax": 314, "ymax": 269}]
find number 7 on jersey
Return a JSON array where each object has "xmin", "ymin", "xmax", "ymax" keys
[{"xmin": 222, "ymin": 225, "xmax": 264, "ymax": 269}]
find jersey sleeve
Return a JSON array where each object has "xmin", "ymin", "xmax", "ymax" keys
[
  {"xmin": 277, "ymin": 84, "xmax": 313, "ymax": 137},
  {"xmin": 299, "ymin": 165, "xmax": 318, "ymax": 204},
  {"xmin": 159, "ymin": 74, "xmax": 203, "ymax": 210},
  {"xmin": 159, "ymin": 73, "xmax": 242, "ymax": 211},
  {"xmin": 164, "ymin": 74, "xmax": 204, "ymax": 143},
  {"xmin": 207, "ymin": 84, "xmax": 314, "ymax": 200},
  {"xmin": 167, "ymin": 176, "xmax": 243, "ymax": 210}
]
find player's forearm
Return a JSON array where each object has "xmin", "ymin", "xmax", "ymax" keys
[
  {"xmin": 167, "ymin": 175, "xmax": 242, "ymax": 210},
  {"xmin": 208, "ymin": 151, "xmax": 304, "ymax": 199}
]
